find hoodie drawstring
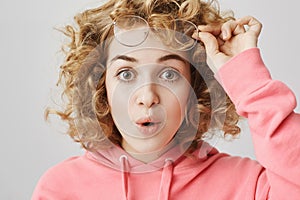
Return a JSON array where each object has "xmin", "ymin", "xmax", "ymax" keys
[
  {"xmin": 120, "ymin": 155, "xmax": 129, "ymax": 200},
  {"xmin": 119, "ymin": 156, "xmax": 174, "ymax": 200},
  {"xmin": 158, "ymin": 159, "xmax": 174, "ymax": 200}
]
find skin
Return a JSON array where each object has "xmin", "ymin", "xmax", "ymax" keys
[
  {"xmin": 193, "ymin": 16, "xmax": 262, "ymax": 72},
  {"xmin": 104, "ymin": 16, "xmax": 262, "ymax": 162},
  {"xmin": 105, "ymin": 34, "xmax": 193, "ymax": 162}
]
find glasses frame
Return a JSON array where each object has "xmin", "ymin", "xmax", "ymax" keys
[{"xmin": 112, "ymin": 15, "xmax": 199, "ymax": 51}]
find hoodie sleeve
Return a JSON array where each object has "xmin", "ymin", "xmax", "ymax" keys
[{"xmin": 215, "ymin": 48, "xmax": 300, "ymax": 199}]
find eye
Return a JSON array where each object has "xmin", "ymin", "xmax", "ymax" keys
[
  {"xmin": 116, "ymin": 68, "xmax": 136, "ymax": 82},
  {"xmin": 160, "ymin": 68, "xmax": 180, "ymax": 82}
]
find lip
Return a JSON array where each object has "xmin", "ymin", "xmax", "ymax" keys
[{"xmin": 135, "ymin": 117, "xmax": 163, "ymax": 136}]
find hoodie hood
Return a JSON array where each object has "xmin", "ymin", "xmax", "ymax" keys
[
  {"xmin": 87, "ymin": 140, "xmax": 217, "ymax": 173},
  {"xmin": 87, "ymin": 141, "xmax": 219, "ymax": 200}
]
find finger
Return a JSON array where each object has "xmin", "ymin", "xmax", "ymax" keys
[
  {"xmin": 197, "ymin": 32, "xmax": 231, "ymax": 72},
  {"xmin": 217, "ymin": 36, "xmax": 225, "ymax": 47},
  {"xmin": 197, "ymin": 24, "xmax": 222, "ymax": 36},
  {"xmin": 236, "ymin": 16, "xmax": 262, "ymax": 36},
  {"xmin": 192, "ymin": 30, "xmax": 199, "ymax": 40},
  {"xmin": 221, "ymin": 20, "xmax": 246, "ymax": 40}
]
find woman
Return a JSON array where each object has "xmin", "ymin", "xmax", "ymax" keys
[{"xmin": 32, "ymin": 0, "xmax": 300, "ymax": 199}]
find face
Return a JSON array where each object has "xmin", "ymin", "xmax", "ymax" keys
[{"xmin": 105, "ymin": 34, "xmax": 192, "ymax": 155}]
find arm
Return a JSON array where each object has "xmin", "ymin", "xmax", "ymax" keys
[
  {"xmin": 196, "ymin": 16, "xmax": 300, "ymax": 198},
  {"xmin": 218, "ymin": 47, "xmax": 300, "ymax": 198}
]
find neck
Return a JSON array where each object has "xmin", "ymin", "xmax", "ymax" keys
[{"xmin": 125, "ymin": 140, "xmax": 177, "ymax": 163}]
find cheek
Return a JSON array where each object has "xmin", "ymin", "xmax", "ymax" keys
[
  {"xmin": 105, "ymin": 78, "xmax": 136, "ymax": 130},
  {"xmin": 107, "ymin": 85, "xmax": 131, "ymax": 118},
  {"xmin": 159, "ymin": 86, "xmax": 190, "ymax": 121},
  {"xmin": 168, "ymin": 83, "xmax": 190, "ymax": 107},
  {"xmin": 166, "ymin": 93, "xmax": 186, "ymax": 122}
]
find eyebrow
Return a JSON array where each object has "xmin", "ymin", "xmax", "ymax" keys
[
  {"xmin": 109, "ymin": 53, "xmax": 187, "ymax": 65},
  {"xmin": 110, "ymin": 55, "xmax": 138, "ymax": 63},
  {"xmin": 157, "ymin": 54, "xmax": 187, "ymax": 64}
]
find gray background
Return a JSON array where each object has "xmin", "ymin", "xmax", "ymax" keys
[{"xmin": 0, "ymin": 0, "xmax": 299, "ymax": 199}]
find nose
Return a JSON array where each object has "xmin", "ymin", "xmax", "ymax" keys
[{"xmin": 135, "ymin": 84, "xmax": 159, "ymax": 108}]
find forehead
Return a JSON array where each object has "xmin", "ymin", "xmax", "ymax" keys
[{"xmin": 107, "ymin": 31, "xmax": 189, "ymax": 64}]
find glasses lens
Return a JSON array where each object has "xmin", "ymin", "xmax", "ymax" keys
[
  {"xmin": 114, "ymin": 15, "xmax": 149, "ymax": 47},
  {"xmin": 113, "ymin": 16, "xmax": 197, "ymax": 51}
]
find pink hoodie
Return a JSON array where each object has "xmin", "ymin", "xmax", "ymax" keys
[{"xmin": 32, "ymin": 48, "xmax": 300, "ymax": 199}]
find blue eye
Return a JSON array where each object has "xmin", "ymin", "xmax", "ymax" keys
[
  {"xmin": 160, "ymin": 69, "xmax": 180, "ymax": 82},
  {"xmin": 117, "ymin": 69, "xmax": 135, "ymax": 82}
]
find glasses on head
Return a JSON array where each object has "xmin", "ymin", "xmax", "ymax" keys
[{"xmin": 113, "ymin": 15, "xmax": 198, "ymax": 51}]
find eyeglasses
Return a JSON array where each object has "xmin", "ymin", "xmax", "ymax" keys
[{"xmin": 113, "ymin": 15, "xmax": 198, "ymax": 51}]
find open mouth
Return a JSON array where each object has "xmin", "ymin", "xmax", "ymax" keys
[
  {"xmin": 135, "ymin": 118, "xmax": 163, "ymax": 136},
  {"xmin": 141, "ymin": 122, "xmax": 155, "ymax": 126}
]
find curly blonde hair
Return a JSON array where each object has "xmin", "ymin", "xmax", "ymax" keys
[{"xmin": 47, "ymin": 0, "xmax": 240, "ymax": 153}]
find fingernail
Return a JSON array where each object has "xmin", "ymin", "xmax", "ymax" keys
[{"xmin": 192, "ymin": 32, "xmax": 198, "ymax": 39}]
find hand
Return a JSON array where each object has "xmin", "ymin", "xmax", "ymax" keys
[{"xmin": 193, "ymin": 16, "xmax": 262, "ymax": 73}]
